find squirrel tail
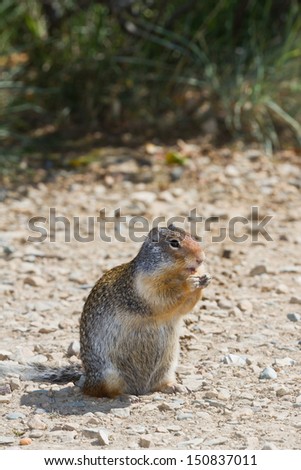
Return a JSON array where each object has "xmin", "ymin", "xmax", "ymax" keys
[{"xmin": 0, "ymin": 361, "xmax": 82, "ymax": 384}]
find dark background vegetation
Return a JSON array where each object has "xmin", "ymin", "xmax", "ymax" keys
[{"xmin": 0, "ymin": 0, "xmax": 301, "ymax": 174}]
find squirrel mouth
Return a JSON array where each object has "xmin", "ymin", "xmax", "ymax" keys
[{"xmin": 187, "ymin": 267, "xmax": 197, "ymax": 274}]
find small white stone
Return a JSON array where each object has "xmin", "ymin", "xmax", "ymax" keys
[
  {"xmin": 274, "ymin": 357, "xmax": 296, "ymax": 367},
  {"xmin": 132, "ymin": 191, "xmax": 156, "ymax": 205},
  {"xmin": 237, "ymin": 300, "xmax": 253, "ymax": 312},
  {"xmin": 110, "ymin": 408, "xmax": 131, "ymax": 418},
  {"xmin": 218, "ymin": 299, "xmax": 233, "ymax": 309},
  {"xmin": 27, "ymin": 416, "xmax": 47, "ymax": 430},
  {"xmin": 262, "ymin": 442, "xmax": 278, "ymax": 450},
  {"xmin": 217, "ymin": 388, "xmax": 231, "ymax": 400},
  {"xmin": 223, "ymin": 354, "xmax": 247, "ymax": 366},
  {"xmin": 97, "ymin": 429, "xmax": 110, "ymax": 446},
  {"xmin": 276, "ymin": 284, "xmax": 289, "ymax": 294},
  {"xmin": 259, "ymin": 367, "xmax": 277, "ymax": 380}
]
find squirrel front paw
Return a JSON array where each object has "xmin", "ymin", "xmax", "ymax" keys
[{"xmin": 188, "ymin": 273, "xmax": 212, "ymax": 290}]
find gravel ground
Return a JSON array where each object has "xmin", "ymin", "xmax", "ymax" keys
[{"xmin": 0, "ymin": 141, "xmax": 301, "ymax": 450}]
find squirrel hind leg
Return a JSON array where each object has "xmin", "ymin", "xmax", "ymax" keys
[{"xmin": 83, "ymin": 370, "xmax": 125, "ymax": 398}]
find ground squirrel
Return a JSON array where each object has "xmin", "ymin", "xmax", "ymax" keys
[{"xmin": 0, "ymin": 224, "xmax": 211, "ymax": 397}]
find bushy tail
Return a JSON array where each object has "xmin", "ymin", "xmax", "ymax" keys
[{"xmin": 0, "ymin": 361, "xmax": 82, "ymax": 384}]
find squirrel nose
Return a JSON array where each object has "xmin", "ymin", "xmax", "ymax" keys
[{"xmin": 196, "ymin": 257, "xmax": 203, "ymax": 265}]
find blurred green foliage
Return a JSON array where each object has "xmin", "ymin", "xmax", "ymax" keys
[{"xmin": 1, "ymin": 0, "xmax": 301, "ymax": 150}]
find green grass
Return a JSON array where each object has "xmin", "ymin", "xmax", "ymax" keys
[{"xmin": 0, "ymin": 0, "xmax": 300, "ymax": 154}]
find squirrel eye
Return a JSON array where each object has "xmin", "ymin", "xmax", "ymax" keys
[{"xmin": 169, "ymin": 239, "xmax": 180, "ymax": 248}]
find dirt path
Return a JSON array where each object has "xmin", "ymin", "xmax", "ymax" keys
[{"xmin": 0, "ymin": 142, "xmax": 301, "ymax": 449}]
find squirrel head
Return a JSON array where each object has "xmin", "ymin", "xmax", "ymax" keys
[{"xmin": 135, "ymin": 224, "xmax": 205, "ymax": 276}]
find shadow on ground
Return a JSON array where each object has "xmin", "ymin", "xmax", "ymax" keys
[{"xmin": 20, "ymin": 385, "xmax": 133, "ymax": 416}]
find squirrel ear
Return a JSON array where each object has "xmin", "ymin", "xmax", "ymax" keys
[
  {"xmin": 148, "ymin": 226, "xmax": 167, "ymax": 243},
  {"xmin": 148, "ymin": 227, "xmax": 160, "ymax": 243}
]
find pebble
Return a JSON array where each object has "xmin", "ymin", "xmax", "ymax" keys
[
  {"xmin": 290, "ymin": 296, "xmax": 301, "ymax": 305},
  {"xmin": 176, "ymin": 412, "xmax": 194, "ymax": 421},
  {"xmin": 157, "ymin": 402, "xmax": 180, "ymax": 411},
  {"xmin": 2, "ymin": 244, "xmax": 14, "ymax": 255},
  {"xmin": 50, "ymin": 430, "xmax": 77, "ymax": 442},
  {"xmin": 222, "ymin": 249, "xmax": 232, "ymax": 259},
  {"xmin": 82, "ymin": 428, "xmax": 99, "ymax": 439},
  {"xmin": 205, "ymin": 437, "xmax": 228, "ymax": 446},
  {"xmin": 0, "ymin": 395, "xmax": 11, "ymax": 404},
  {"xmin": 155, "ymin": 426, "xmax": 168, "ymax": 433},
  {"xmin": 0, "ymin": 350, "xmax": 12, "ymax": 360},
  {"xmin": 276, "ymin": 284, "xmax": 289, "ymax": 294},
  {"xmin": 39, "ymin": 327, "xmax": 57, "ymax": 334},
  {"xmin": 0, "ymin": 436, "xmax": 14, "ymax": 445},
  {"xmin": 110, "ymin": 408, "xmax": 131, "ymax": 418},
  {"xmin": 249, "ymin": 265, "xmax": 267, "ymax": 276},
  {"xmin": 29, "ymin": 431, "xmax": 44, "ymax": 438},
  {"xmin": 228, "ymin": 307, "xmax": 243, "ymax": 317},
  {"xmin": 287, "ymin": 312, "xmax": 301, "ymax": 322},
  {"xmin": 204, "ymin": 399, "xmax": 227, "ymax": 409},
  {"xmin": 232, "ymin": 407, "xmax": 253, "ymax": 419},
  {"xmin": 97, "ymin": 429, "xmax": 110, "ymax": 446},
  {"xmin": 85, "ymin": 417, "xmax": 99, "ymax": 426},
  {"xmin": 262, "ymin": 442, "xmax": 278, "ymax": 450},
  {"xmin": 177, "ymin": 437, "xmax": 204, "ymax": 447},
  {"xmin": 139, "ymin": 436, "xmax": 152, "ymax": 448},
  {"xmin": 274, "ymin": 357, "xmax": 296, "ymax": 367},
  {"xmin": 27, "ymin": 416, "xmax": 48, "ymax": 430},
  {"xmin": 218, "ymin": 299, "xmax": 233, "ymax": 310},
  {"xmin": 276, "ymin": 387, "xmax": 289, "ymax": 397},
  {"xmin": 259, "ymin": 367, "xmax": 277, "ymax": 380},
  {"xmin": 204, "ymin": 390, "xmax": 218, "ymax": 399},
  {"xmin": 6, "ymin": 411, "xmax": 26, "ymax": 420},
  {"xmin": 237, "ymin": 300, "xmax": 253, "ymax": 312},
  {"xmin": 170, "ymin": 167, "xmax": 184, "ymax": 181},
  {"xmin": 217, "ymin": 388, "xmax": 231, "ymax": 400},
  {"xmin": 281, "ymin": 266, "xmax": 301, "ymax": 273},
  {"xmin": 223, "ymin": 354, "xmax": 247, "ymax": 366},
  {"xmin": 31, "ymin": 301, "xmax": 54, "ymax": 311},
  {"xmin": 181, "ymin": 376, "xmax": 203, "ymax": 392},
  {"xmin": 0, "ymin": 384, "xmax": 11, "ymax": 395},
  {"xmin": 67, "ymin": 340, "xmax": 81, "ymax": 357},
  {"xmin": 68, "ymin": 272, "xmax": 86, "ymax": 284},
  {"xmin": 23, "ymin": 276, "xmax": 45, "ymax": 287},
  {"xmin": 225, "ymin": 165, "xmax": 240, "ymax": 177},
  {"xmin": 132, "ymin": 191, "xmax": 156, "ymax": 205},
  {"xmin": 9, "ymin": 377, "xmax": 21, "ymax": 391},
  {"xmin": 127, "ymin": 425, "xmax": 146, "ymax": 435},
  {"xmin": 19, "ymin": 437, "xmax": 32, "ymax": 446},
  {"xmin": 245, "ymin": 437, "xmax": 259, "ymax": 448}
]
